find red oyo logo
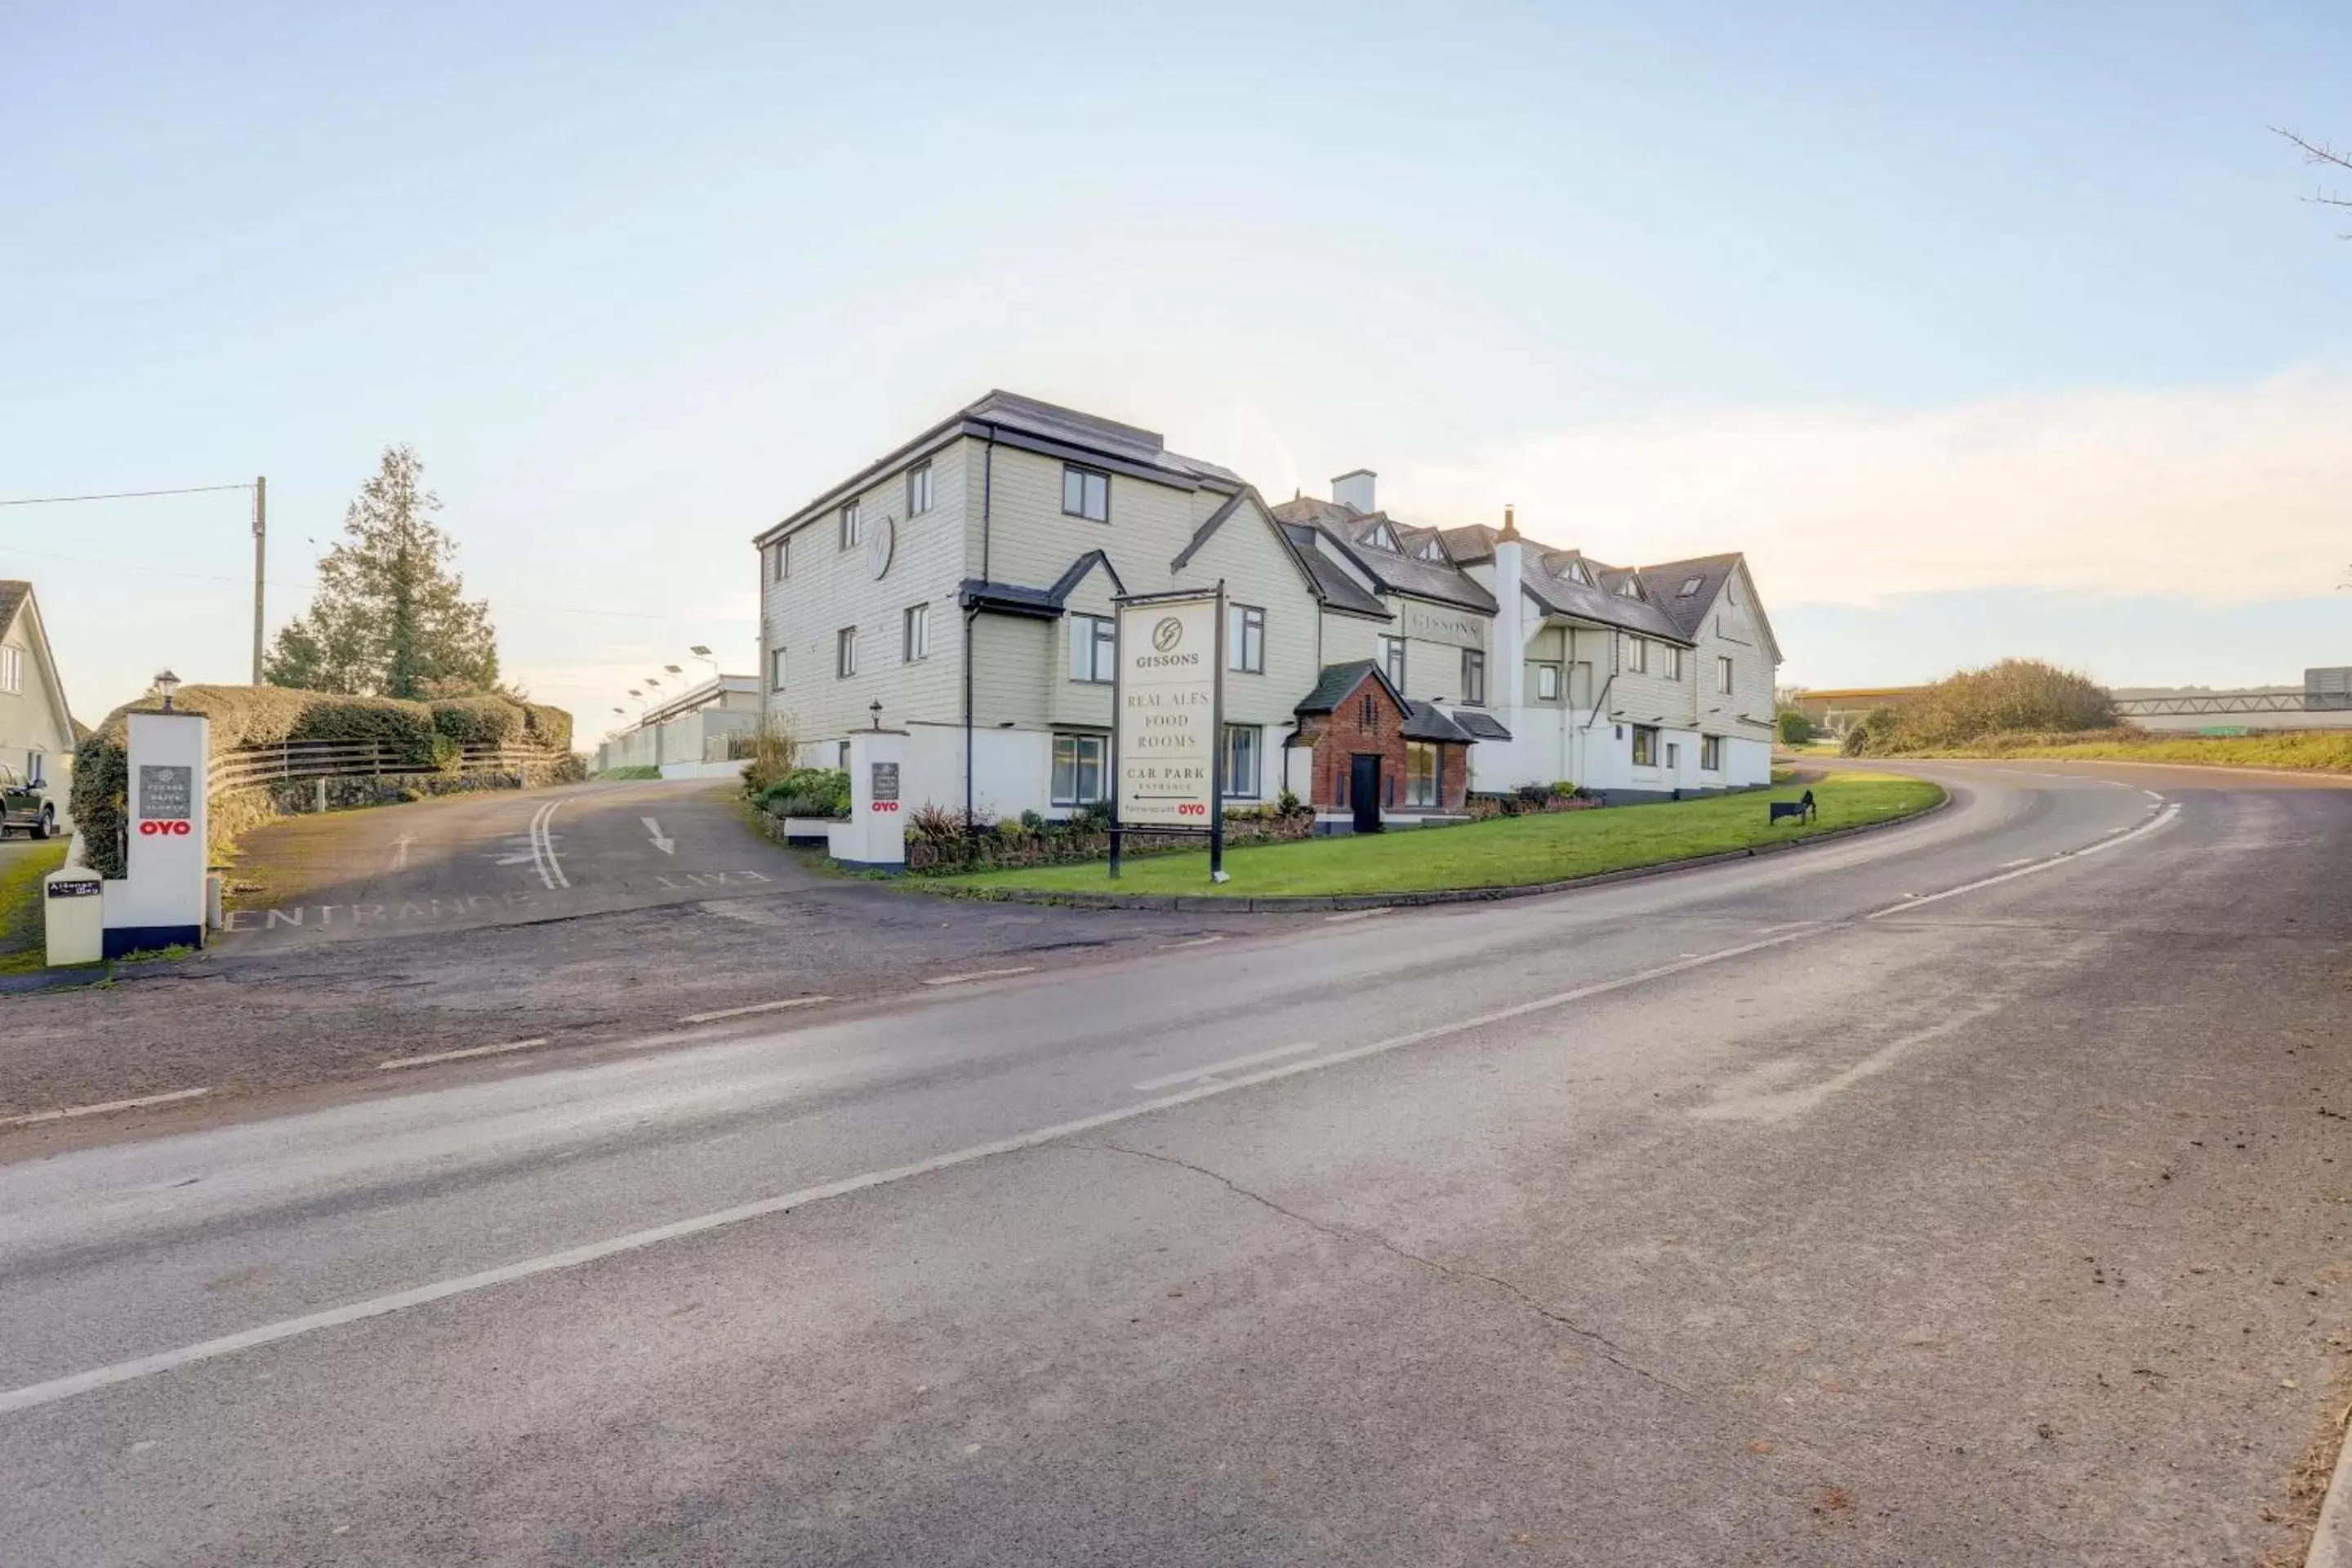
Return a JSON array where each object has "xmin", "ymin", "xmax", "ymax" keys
[
  {"xmin": 138, "ymin": 820, "xmax": 194, "ymax": 836},
  {"xmin": 871, "ymin": 800, "xmax": 900, "ymax": 812}
]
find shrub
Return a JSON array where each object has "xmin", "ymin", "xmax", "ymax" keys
[
  {"xmin": 430, "ymin": 696, "xmax": 526, "ymax": 747},
  {"xmin": 68, "ymin": 684, "xmax": 568, "ymax": 876},
  {"xmin": 739, "ymin": 716, "xmax": 802, "ymax": 795},
  {"xmin": 1858, "ymin": 660, "xmax": 2115, "ymax": 754},
  {"xmin": 907, "ymin": 801, "xmax": 967, "ymax": 844},
  {"xmin": 756, "ymin": 768, "xmax": 849, "ymax": 817},
  {"xmin": 1777, "ymin": 709, "xmax": 1815, "ymax": 745},
  {"xmin": 1839, "ymin": 724, "xmax": 1875, "ymax": 757}
]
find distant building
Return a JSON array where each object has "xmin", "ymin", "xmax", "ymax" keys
[
  {"xmin": 0, "ymin": 581, "xmax": 77, "ymax": 800},
  {"xmin": 752, "ymin": 391, "xmax": 1781, "ymax": 824},
  {"xmin": 1788, "ymin": 686, "xmax": 1929, "ymax": 736},
  {"xmin": 595, "ymin": 675, "xmax": 760, "ymax": 776}
]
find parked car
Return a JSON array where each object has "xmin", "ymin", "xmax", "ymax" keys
[{"xmin": 0, "ymin": 762, "xmax": 58, "ymax": 839}]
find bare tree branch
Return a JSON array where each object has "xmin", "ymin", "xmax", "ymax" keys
[{"xmin": 2274, "ymin": 127, "xmax": 2352, "ymax": 236}]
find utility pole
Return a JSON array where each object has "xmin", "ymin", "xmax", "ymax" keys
[{"xmin": 251, "ymin": 474, "xmax": 267, "ymax": 684}]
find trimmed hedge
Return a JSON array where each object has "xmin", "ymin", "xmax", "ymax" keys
[{"xmin": 70, "ymin": 684, "xmax": 576, "ymax": 877}]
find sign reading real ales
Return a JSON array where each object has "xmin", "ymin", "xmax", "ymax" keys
[{"xmin": 1116, "ymin": 592, "xmax": 1220, "ymax": 827}]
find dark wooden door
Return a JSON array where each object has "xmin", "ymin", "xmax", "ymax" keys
[{"xmin": 1350, "ymin": 754, "xmax": 1383, "ymax": 834}]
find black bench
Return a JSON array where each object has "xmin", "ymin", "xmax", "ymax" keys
[{"xmin": 1769, "ymin": 790, "xmax": 1816, "ymax": 826}]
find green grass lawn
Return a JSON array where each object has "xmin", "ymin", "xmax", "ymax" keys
[
  {"xmin": 0, "ymin": 840, "xmax": 70, "ymax": 973},
  {"xmin": 940, "ymin": 772, "xmax": 1944, "ymax": 898}
]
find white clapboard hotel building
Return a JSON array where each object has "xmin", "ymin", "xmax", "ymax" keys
[{"xmin": 755, "ymin": 392, "xmax": 1780, "ymax": 827}]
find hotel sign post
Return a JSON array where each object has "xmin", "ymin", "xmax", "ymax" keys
[{"xmin": 1109, "ymin": 584, "xmax": 1225, "ymax": 883}]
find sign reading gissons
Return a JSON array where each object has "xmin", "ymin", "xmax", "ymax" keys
[{"xmin": 1115, "ymin": 591, "xmax": 1220, "ymax": 828}]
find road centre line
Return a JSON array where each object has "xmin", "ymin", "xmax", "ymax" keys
[
  {"xmin": 1863, "ymin": 800, "xmax": 2179, "ymax": 920},
  {"xmin": 0, "ymin": 798, "xmax": 2190, "ymax": 1417},
  {"xmin": 376, "ymin": 1039, "xmax": 551, "ymax": 1072},
  {"xmin": 0, "ymin": 1087, "xmax": 213, "ymax": 1129},
  {"xmin": 1133, "ymin": 1041, "xmax": 1320, "ymax": 1091},
  {"xmin": 1156, "ymin": 934, "xmax": 1227, "ymax": 950},
  {"xmin": 677, "ymin": 996, "xmax": 833, "ymax": 1025},
  {"xmin": 527, "ymin": 801, "xmax": 569, "ymax": 891},
  {"xmin": 920, "ymin": 965, "xmax": 1037, "ymax": 987},
  {"xmin": 0, "ymin": 928, "xmax": 1819, "ymax": 1419}
]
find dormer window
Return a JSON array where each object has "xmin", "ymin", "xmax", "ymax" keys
[
  {"xmin": 1416, "ymin": 539, "xmax": 1445, "ymax": 562},
  {"xmin": 1361, "ymin": 519, "xmax": 1401, "ymax": 552},
  {"xmin": 1615, "ymin": 577, "xmax": 1638, "ymax": 598},
  {"xmin": 1677, "ymin": 576, "xmax": 1704, "ymax": 598},
  {"xmin": 1560, "ymin": 559, "xmax": 1592, "ymax": 586}
]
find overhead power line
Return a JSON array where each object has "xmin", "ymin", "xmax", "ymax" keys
[{"xmin": 0, "ymin": 482, "xmax": 256, "ymax": 507}]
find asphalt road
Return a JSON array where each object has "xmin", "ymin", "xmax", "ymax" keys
[
  {"xmin": 218, "ymin": 777, "xmax": 813, "ymax": 948},
  {"xmin": 2, "ymin": 760, "xmax": 2348, "ymax": 1564}
]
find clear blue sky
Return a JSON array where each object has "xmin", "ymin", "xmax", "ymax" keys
[{"xmin": 6, "ymin": 2, "xmax": 2347, "ymax": 730}]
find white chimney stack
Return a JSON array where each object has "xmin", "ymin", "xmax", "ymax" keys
[{"xmin": 1331, "ymin": 469, "xmax": 1377, "ymax": 514}]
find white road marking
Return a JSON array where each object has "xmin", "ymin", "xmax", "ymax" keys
[
  {"xmin": 2143, "ymin": 789, "xmax": 2164, "ymax": 801},
  {"xmin": 1324, "ymin": 907, "xmax": 1390, "ymax": 923},
  {"xmin": 1156, "ymin": 934, "xmax": 1227, "ymax": 950},
  {"xmin": 525, "ymin": 801, "xmax": 570, "ymax": 890},
  {"xmin": 1862, "ymin": 802, "xmax": 2180, "ymax": 920},
  {"xmin": 0, "ymin": 926, "xmax": 1819, "ymax": 1419},
  {"xmin": 920, "ymin": 965, "xmax": 1037, "ymax": 987},
  {"xmin": 1133, "ymin": 1042, "xmax": 1320, "ymax": 1091},
  {"xmin": 676, "ymin": 996, "xmax": 833, "ymax": 1025},
  {"xmin": 375, "ymin": 1039, "xmax": 551, "ymax": 1072},
  {"xmin": 0, "ymin": 1087, "xmax": 212, "ymax": 1129},
  {"xmin": 641, "ymin": 817, "xmax": 675, "ymax": 855},
  {"xmin": 388, "ymin": 834, "xmax": 416, "ymax": 873}
]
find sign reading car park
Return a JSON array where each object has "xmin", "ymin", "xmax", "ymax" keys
[{"xmin": 1111, "ymin": 585, "xmax": 1227, "ymax": 881}]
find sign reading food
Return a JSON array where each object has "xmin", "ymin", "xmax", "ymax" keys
[{"xmin": 1116, "ymin": 593, "xmax": 1220, "ymax": 828}]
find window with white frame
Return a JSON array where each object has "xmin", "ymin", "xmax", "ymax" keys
[
  {"xmin": 1222, "ymin": 724, "xmax": 1260, "ymax": 799},
  {"xmin": 1227, "ymin": 604, "xmax": 1264, "ymax": 674},
  {"xmin": 1405, "ymin": 742, "xmax": 1439, "ymax": 808},
  {"xmin": 1535, "ymin": 662, "xmax": 1561, "ymax": 701},
  {"xmin": 1717, "ymin": 655, "xmax": 1735, "ymax": 694},
  {"xmin": 906, "ymin": 461, "xmax": 933, "ymax": 516},
  {"xmin": 839, "ymin": 501, "xmax": 862, "ymax": 550},
  {"xmin": 835, "ymin": 626, "xmax": 858, "ymax": 678},
  {"xmin": 1631, "ymin": 724, "xmax": 1659, "ymax": 767},
  {"xmin": 1069, "ymin": 614, "xmax": 1115, "ymax": 683},
  {"xmin": 1664, "ymin": 741, "xmax": 1681, "ymax": 770},
  {"xmin": 769, "ymin": 647, "xmax": 787, "ymax": 691},
  {"xmin": 0, "ymin": 645, "xmax": 19, "ymax": 694},
  {"xmin": 771, "ymin": 538, "xmax": 790, "ymax": 581},
  {"xmin": 1062, "ymin": 464, "xmax": 1110, "ymax": 522},
  {"xmin": 1460, "ymin": 648, "xmax": 1486, "ymax": 706},
  {"xmin": 1700, "ymin": 734, "xmax": 1723, "ymax": 771},
  {"xmin": 1379, "ymin": 635, "xmax": 1405, "ymax": 689},
  {"xmin": 1051, "ymin": 733, "xmax": 1107, "ymax": 805},
  {"xmin": 902, "ymin": 604, "xmax": 929, "ymax": 662},
  {"xmin": 1624, "ymin": 635, "xmax": 1648, "ymax": 675},
  {"xmin": 1661, "ymin": 644, "xmax": 1683, "ymax": 681}
]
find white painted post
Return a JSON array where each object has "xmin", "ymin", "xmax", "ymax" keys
[{"xmin": 100, "ymin": 710, "xmax": 212, "ymax": 958}]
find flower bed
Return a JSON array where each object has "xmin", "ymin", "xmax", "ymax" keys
[{"xmin": 906, "ymin": 804, "xmax": 1315, "ymax": 875}]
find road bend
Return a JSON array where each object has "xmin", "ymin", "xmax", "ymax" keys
[{"xmin": 2, "ymin": 761, "xmax": 2347, "ymax": 1564}]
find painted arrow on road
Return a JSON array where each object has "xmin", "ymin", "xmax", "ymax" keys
[
  {"xmin": 641, "ymin": 817, "xmax": 675, "ymax": 855},
  {"xmin": 389, "ymin": 835, "xmax": 416, "ymax": 873}
]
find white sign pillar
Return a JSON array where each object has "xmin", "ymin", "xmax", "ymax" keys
[
  {"xmin": 101, "ymin": 710, "xmax": 211, "ymax": 958},
  {"xmin": 826, "ymin": 728, "xmax": 907, "ymax": 871}
]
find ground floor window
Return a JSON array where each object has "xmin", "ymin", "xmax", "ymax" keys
[
  {"xmin": 1405, "ymin": 741, "xmax": 1439, "ymax": 807},
  {"xmin": 1631, "ymin": 724, "xmax": 1659, "ymax": 768},
  {"xmin": 1051, "ymin": 733, "xmax": 1107, "ymax": 806},
  {"xmin": 1700, "ymin": 734, "xmax": 1723, "ymax": 771},
  {"xmin": 1221, "ymin": 724, "xmax": 1260, "ymax": 799}
]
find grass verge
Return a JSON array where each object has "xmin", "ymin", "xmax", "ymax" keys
[
  {"xmin": 594, "ymin": 765, "xmax": 664, "ymax": 781},
  {"xmin": 1888, "ymin": 730, "xmax": 2352, "ymax": 773},
  {"xmin": 0, "ymin": 841, "xmax": 70, "ymax": 973},
  {"xmin": 940, "ymin": 773, "xmax": 1943, "ymax": 898}
]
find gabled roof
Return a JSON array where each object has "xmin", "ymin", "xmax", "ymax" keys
[
  {"xmin": 1294, "ymin": 658, "xmax": 1401, "ymax": 715},
  {"xmin": 0, "ymin": 580, "xmax": 78, "ymax": 746},
  {"xmin": 758, "ymin": 390, "xmax": 1241, "ymax": 546},
  {"xmin": 1292, "ymin": 661, "xmax": 1484, "ymax": 746},
  {"xmin": 1636, "ymin": 553, "xmax": 1748, "ymax": 638},
  {"xmin": 1401, "ymin": 702, "xmax": 1477, "ymax": 743},
  {"xmin": 1517, "ymin": 551, "xmax": 1691, "ymax": 643},
  {"xmin": 1276, "ymin": 524, "xmax": 1392, "ymax": 620},
  {"xmin": 957, "ymin": 550, "xmax": 1126, "ymax": 620},
  {"xmin": 1270, "ymin": 497, "xmax": 1497, "ymax": 615}
]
